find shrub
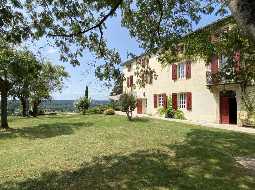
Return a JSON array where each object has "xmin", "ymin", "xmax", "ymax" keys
[
  {"xmin": 158, "ymin": 97, "xmax": 175, "ymax": 118},
  {"xmin": 119, "ymin": 93, "xmax": 136, "ymax": 120},
  {"xmin": 158, "ymin": 107, "xmax": 166, "ymax": 116},
  {"xmin": 75, "ymin": 97, "xmax": 91, "ymax": 114},
  {"xmin": 166, "ymin": 108, "xmax": 175, "ymax": 118},
  {"xmin": 158, "ymin": 97, "xmax": 185, "ymax": 120},
  {"xmin": 87, "ymin": 107, "xmax": 101, "ymax": 114},
  {"xmin": 110, "ymin": 100, "xmax": 122, "ymax": 111},
  {"xmin": 97, "ymin": 105, "xmax": 109, "ymax": 113},
  {"xmin": 104, "ymin": 108, "xmax": 115, "ymax": 115},
  {"xmin": 87, "ymin": 105, "xmax": 110, "ymax": 114},
  {"xmin": 174, "ymin": 109, "xmax": 185, "ymax": 120}
]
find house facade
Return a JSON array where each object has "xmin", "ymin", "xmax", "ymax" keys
[{"xmin": 122, "ymin": 19, "xmax": 250, "ymax": 126}]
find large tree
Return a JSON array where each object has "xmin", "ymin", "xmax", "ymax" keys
[
  {"xmin": 0, "ymin": 43, "xmax": 30, "ymax": 128},
  {"xmin": 0, "ymin": 0, "xmax": 254, "ymax": 84},
  {"xmin": 30, "ymin": 62, "xmax": 69, "ymax": 116},
  {"xmin": 10, "ymin": 51, "xmax": 42, "ymax": 117},
  {"xmin": 110, "ymin": 71, "xmax": 123, "ymax": 96}
]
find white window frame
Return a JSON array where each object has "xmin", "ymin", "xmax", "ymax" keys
[
  {"xmin": 178, "ymin": 63, "xmax": 186, "ymax": 79},
  {"xmin": 178, "ymin": 93, "xmax": 186, "ymax": 109},
  {"xmin": 158, "ymin": 94, "xmax": 164, "ymax": 107}
]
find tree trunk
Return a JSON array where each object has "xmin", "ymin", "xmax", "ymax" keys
[
  {"xmin": 126, "ymin": 110, "xmax": 132, "ymax": 121},
  {"xmin": 229, "ymin": 0, "xmax": 255, "ymax": 41},
  {"xmin": 32, "ymin": 99, "xmax": 41, "ymax": 117},
  {"xmin": 21, "ymin": 97, "xmax": 29, "ymax": 117},
  {"xmin": 1, "ymin": 88, "xmax": 9, "ymax": 129}
]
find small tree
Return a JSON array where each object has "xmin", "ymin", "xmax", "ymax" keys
[
  {"xmin": 120, "ymin": 93, "xmax": 136, "ymax": 121},
  {"xmin": 85, "ymin": 85, "xmax": 89, "ymax": 99},
  {"xmin": 75, "ymin": 96, "xmax": 91, "ymax": 114}
]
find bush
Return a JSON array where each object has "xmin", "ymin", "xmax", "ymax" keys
[
  {"xmin": 86, "ymin": 104, "xmax": 112, "ymax": 114},
  {"xmin": 158, "ymin": 97, "xmax": 175, "ymax": 118},
  {"xmin": 110, "ymin": 100, "xmax": 122, "ymax": 111},
  {"xmin": 87, "ymin": 107, "xmax": 101, "ymax": 114},
  {"xmin": 87, "ymin": 105, "xmax": 109, "ymax": 114},
  {"xmin": 104, "ymin": 108, "xmax": 115, "ymax": 115},
  {"xmin": 158, "ymin": 107, "xmax": 166, "ymax": 116},
  {"xmin": 158, "ymin": 97, "xmax": 185, "ymax": 120},
  {"xmin": 174, "ymin": 109, "xmax": 185, "ymax": 120},
  {"xmin": 75, "ymin": 97, "xmax": 91, "ymax": 114}
]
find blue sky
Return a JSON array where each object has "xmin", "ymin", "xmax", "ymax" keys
[{"xmin": 28, "ymin": 13, "xmax": 224, "ymax": 100}]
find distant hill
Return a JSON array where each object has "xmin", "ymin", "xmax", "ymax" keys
[
  {"xmin": 40, "ymin": 99, "xmax": 110, "ymax": 112},
  {"xmin": 7, "ymin": 99, "xmax": 110, "ymax": 114}
]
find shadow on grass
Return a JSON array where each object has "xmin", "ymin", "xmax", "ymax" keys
[
  {"xmin": 0, "ymin": 122, "xmax": 93, "ymax": 140},
  {"xmin": 130, "ymin": 117, "xmax": 150, "ymax": 123},
  {"xmin": 1, "ymin": 128, "xmax": 255, "ymax": 189}
]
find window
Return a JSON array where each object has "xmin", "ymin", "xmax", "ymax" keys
[
  {"xmin": 147, "ymin": 74, "xmax": 153, "ymax": 84},
  {"xmin": 178, "ymin": 63, "xmax": 185, "ymax": 79},
  {"xmin": 158, "ymin": 94, "xmax": 164, "ymax": 107},
  {"xmin": 178, "ymin": 93, "xmax": 186, "ymax": 109},
  {"xmin": 129, "ymin": 75, "xmax": 133, "ymax": 86},
  {"xmin": 219, "ymin": 54, "xmax": 228, "ymax": 69},
  {"xmin": 127, "ymin": 64, "xmax": 131, "ymax": 72}
]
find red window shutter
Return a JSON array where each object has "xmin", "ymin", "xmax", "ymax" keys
[
  {"xmin": 211, "ymin": 55, "xmax": 219, "ymax": 74},
  {"xmin": 234, "ymin": 50, "xmax": 241, "ymax": 73},
  {"xmin": 172, "ymin": 64, "xmax": 177, "ymax": 80},
  {"xmin": 186, "ymin": 92, "xmax": 192, "ymax": 111},
  {"xmin": 130, "ymin": 75, "xmax": 133, "ymax": 86},
  {"xmin": 127, "ymin": 65, "xmax": 131, "ymax": 72},
  {"xmin": 172, "ymin": 93, "xmax": 177, "ymax": 110},
  {"xmin": 127, "ymin": 77, "xmax": 129, "ymax": 87},
  {"xmin": 149, "ymin": 75, "xmax": 153, "ymax": 84},
  {"xmin": 141, "ymin": 58, "xmax": 146, "ymax": 68},
  {"xmin": 145, "ymin": 57, "xmax": 149, "ymax": 64},
  {"xmin": 186, "ymin": 61, "xmax": 191, "ymax": 79},
  {"xmin": 163, "ymin": 93, "xmax": 167, "ymax": 109},
  {"xmin": 153, "ymin": 94, "xmax": 158, "ymax": 108}
]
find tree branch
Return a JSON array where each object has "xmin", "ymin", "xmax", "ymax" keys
[
  {"xmin": 98, "ymin": 25, "xmax": 104, "ymax": 56},
  {"xmin": 156, "ymin": 0, "xmax": 163, "ymax": 40},
  {"xmin": 48, "ymin": 0, "xmax": 123, "ymax": 38},
  {"xmin": 228, "ymin": 0, "xmax": 255, "ymax": 41}
]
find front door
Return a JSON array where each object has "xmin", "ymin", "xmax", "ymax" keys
[
  {"xmin": 220, "ymin": 91, "xmax": 237, "ymax": 124},
  {"xmin": 137, "ymin": 99, "xmax": 143, "ymax": 114},
  {"xmin": 220, "ymin": 96, "xmax": 229, "ymax": 124}
]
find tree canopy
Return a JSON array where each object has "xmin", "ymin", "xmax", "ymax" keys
[
  {"xmin": 30, "ymin": 62, "xmax": 69, "ymax": 116},
  {"xmin": 1, "ymin": 0, "xmax": 254, "ymax": 82},
  {"xmin": 0, "ymin": 41, "xmax": 69, "ymax": 128}
]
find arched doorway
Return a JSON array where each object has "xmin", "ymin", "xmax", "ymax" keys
[{"xmin": 220, "ymin": 91, "xmax": 237, "ymax": 124}]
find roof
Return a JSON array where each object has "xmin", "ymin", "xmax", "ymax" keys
[{"xmin": 121, "ymin": 16, "xmax": 233, "ymax": 66}]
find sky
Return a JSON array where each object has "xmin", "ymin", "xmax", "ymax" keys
[{"xmin": 27, "ymin": 13, "xmax": 224, "ymax": 100}]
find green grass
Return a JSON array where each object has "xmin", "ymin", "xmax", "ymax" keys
[{"xmin": 0, "ymin": 114, "xmax": 255, "ymax": 190}]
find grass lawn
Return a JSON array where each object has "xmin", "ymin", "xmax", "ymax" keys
[{"xmin": 0, "ymin": 114, "xmax": 255, "ymax": 190}]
